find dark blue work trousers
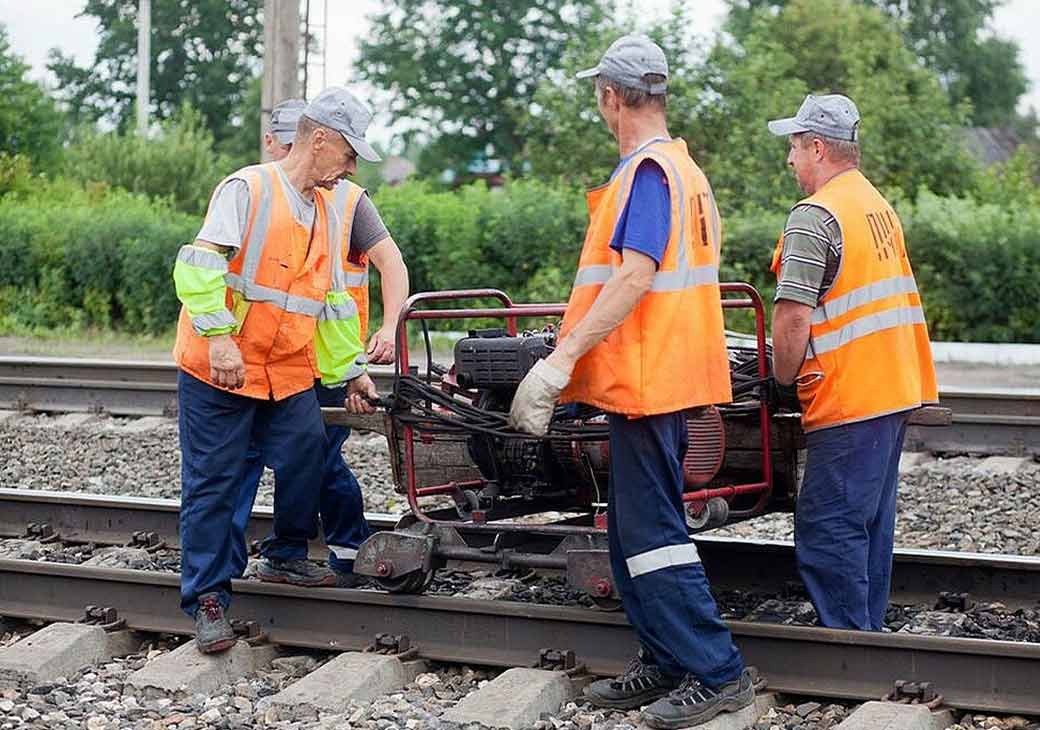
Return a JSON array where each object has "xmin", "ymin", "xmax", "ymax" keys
[
  {"xmin": 229, "ymin": 382, "xmax": 372, "ymax": 577},
  {"xmin": 177, "ymin": 371, "xmax": 325, "ymax": 617},
  {"xmin": 607, "ymin": 412, "xmax": 745, "ymax": 689},
  {"xmin": 795, "ymin": 411, "xmax": 909, "ymax": 630}
]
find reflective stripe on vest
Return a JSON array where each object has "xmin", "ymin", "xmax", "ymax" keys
[
  {"xmin": 573, "ymin": 262, "xmax": 719, "ymax": 291},
  {"xmin": 812, "ymin": 304, "xmax": 926, "ymax": 356},
  {"xmin": 810, "ymin": 274, "xmax": 920, "ymax": 325},
  {"xmin": 345, "ymin": 270, "xmax": 369, "ymax": 287}
]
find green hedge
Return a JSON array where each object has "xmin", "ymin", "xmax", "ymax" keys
[
  {"xmin": 0, "ymin": 179, "xmax": 195, "ymax": 335},
  {"xmin": 1, "ymin": 174, "xmax": 1038, "ymax": 342}
]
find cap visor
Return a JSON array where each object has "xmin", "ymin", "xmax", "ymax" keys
[
  {"xmin": 343, "ymin": 133, "xmax": 382, "ymax": 163},
  {"xmin": 273, "ymin": 130, "xmax": 295, "ymax": 145},
  {"xmin": 767, "ymin": 118, "xmax": 808, "ymax": 137},
  {"xmin": 575, "ymin": 66, "xmax": 600, "ymax": 79}
]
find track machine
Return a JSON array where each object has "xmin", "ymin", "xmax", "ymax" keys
[{"xmin": 353, "ymin": 286, "xmax": 805, "ymax": 607}]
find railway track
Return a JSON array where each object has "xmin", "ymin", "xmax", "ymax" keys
[
  {"xmin": 1, "ymin": 356, "xmax": 1037, "ymax": 455},
  {"xmin": 0, "ymin": 488, "xmax": 1038, "ymax": 713}
]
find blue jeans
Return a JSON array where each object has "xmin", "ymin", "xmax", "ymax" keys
[
  {"xmin": 177, "ymin": 371, "xmax": 325, "ymax": 616},
  {"xmin": 795, "ymin": 411, "xmax": 909, "ymax": 630},
  {"xmin": 607, "ymin": 412, "xmax": 745, "ymax": 688},
  {"xmin": 230, "ymin": 382, "xmax": 372, "ymax": 577}
]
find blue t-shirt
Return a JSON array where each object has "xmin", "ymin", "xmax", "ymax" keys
[{"xmin": 609, "ymin": 158, "xmax": 671, "ymax": 266}]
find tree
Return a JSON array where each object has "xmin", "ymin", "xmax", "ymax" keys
[
  {"xmin": 47, "ymin": 0, "xmax": 262, "ymax": 145},
  {"xmin": 356, "ymin": 0, "xmax": 606, "ymax": 176},
  {"xmin": 0, "ymin": 25, "xmax": 65, "ymax": 169},
  {"xmin": 528, "ymin": 0, "xmax": 977, "ymax": 212},
  {"xmin": 64, "ymin": 104, "xmax": 232, "ymax": 215},
  {"xmin": 524, "ymin": 5, "xmax": 704, "ymax": 188},
  {"xmin": 725, "ymin": 0, "xmax": 1028, "ymax": 128}
]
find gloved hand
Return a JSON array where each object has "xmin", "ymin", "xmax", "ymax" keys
[
  {"xmin": 763, "ymin": 376, "xmax": 801, "ymax": 413},
  {"xmin": 508, "ymin": 358, "xmax": 571, "ymax": 436}
]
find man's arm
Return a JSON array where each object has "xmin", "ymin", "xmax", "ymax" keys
[
  {"xmin": 771, "ymin": 204, "xmax": 836, "ymax": 386},
  {"xmin": 172, "ymin": 237, "xmax": 245, "ymax": 390},
  {"xmin": 772, "ymin": 300, "xmax": 812, "ymax": 385},
  {"xmin": 365, "ymin": 236, "xmax": 409, "ymax": 364},
  {"xmin": 172, "ymin": 179, "xmax": 251, "ymax": 390},
  {"xmin": 548, "ymin": 250, "xmax": 656, "ymax": 376}
]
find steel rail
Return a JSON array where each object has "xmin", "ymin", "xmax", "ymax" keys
[
  {"xmin": 0, "ymin": 558, "xmax": 1036, "ymax": 714},
  {"xmin": 3, "ymin": 489, "xmax": 1039, "ymax": 608},
  {"xmin": 2, "ymin": 357, "xmax": 1037, "ymax": 454}
]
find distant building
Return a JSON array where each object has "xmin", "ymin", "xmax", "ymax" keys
[
  {"xmin": 962, "ymin": 127, "xmax": 1023, "ymax": 167},
  {"xmin": 380, "ymin": 155, "xmax": 417, "ymax": 186}
]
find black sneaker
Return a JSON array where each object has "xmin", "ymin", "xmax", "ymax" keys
[
  {"xmin": 643, "ymin": 668, "xmax": 755, "ymax": 729},
  {"xmin": 584, "ymin": 651, "xmax": 679, "ymax": 710},
  {"xmin": 193, "ymin": 593, "xmax": 236, "ymax": 654},
  {"xmin": 256, "ymin": 558, "xmax": 337, "ymax": 587}
]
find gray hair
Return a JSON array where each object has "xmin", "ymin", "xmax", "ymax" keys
[
  {"xmin": 595, "ymin": 73, "xmax": 667, "ymax": 111},
  {"xmin": 795, "ymin": 131, "xmax": 860, "ymax": 166}
]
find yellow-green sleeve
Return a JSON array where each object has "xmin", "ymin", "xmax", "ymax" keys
[{"xmin": 172, "ymin": 245, "xmax": 236, "ymax": 336}]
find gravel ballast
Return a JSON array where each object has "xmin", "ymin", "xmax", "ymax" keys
[{"xmin": 2, "ymin": 414, "xmax": 1040, "ymax": 555}]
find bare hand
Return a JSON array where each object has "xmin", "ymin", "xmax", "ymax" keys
[
  {"xmin": 209, "ymin": 335, "xmax": 245, "ymax": 390},
  {"xmin": 366, "ymin": 326, "xmax": 396, "ymax": 364},
  {"xmin": 345, "ymin": 373, "xmax": 378, "ymax": 414}
]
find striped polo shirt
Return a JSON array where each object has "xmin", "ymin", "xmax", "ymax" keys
[{"xmin": 774, "ymin": 203, "xmax": 843, "ymax": 307}]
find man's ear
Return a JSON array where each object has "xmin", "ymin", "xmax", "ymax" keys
[{"xmin": 812, "ymin": 137, "xmax": 826, "ymax": 161}]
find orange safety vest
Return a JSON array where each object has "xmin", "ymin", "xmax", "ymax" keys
[
  {"xmin": 173, "ymin": 163, "xmax": 338, "ymax": 400},
  {"xmin": 560, "ymin": 138, "xmax": 733, "ymax": 416},
  {"xmin": 770, "ymin": 169, "xmax": 937, "ymax": 432},
  {"xmin": 327, "ymin": 180, "xmax": 371, "ymax": 343}
]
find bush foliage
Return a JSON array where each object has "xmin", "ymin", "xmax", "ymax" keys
[
  {"xmin": 2, "ymin": 159, "xmax": 1039, "ymax": 342},
  {"xmin": 0, "ymin": 175, "xmax": 195, "ymax": 335}
]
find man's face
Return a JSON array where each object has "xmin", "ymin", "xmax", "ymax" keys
[
  {"xmin": 311, "ymin": 129, "xmax": 359, "ymax": 190},
  {"xmin": 787, "ymin": 134, "xmax": 818, "ymax": 194},
  {"xmin": 595, "ymin": 83, "xmax": 620, "ymax": 139},
  {"xmin": 263, "ymin": 132, "xmax": 292, "ymax": 161}
]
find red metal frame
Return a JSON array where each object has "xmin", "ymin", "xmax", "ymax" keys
[{"xmin": 391, "ymin": 285, "xmax": 773, "ymax": 529}]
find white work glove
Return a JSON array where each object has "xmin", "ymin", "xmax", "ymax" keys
[{"xmin": 508, "ymin": 359, "xmax": 571, "ymax": 436}]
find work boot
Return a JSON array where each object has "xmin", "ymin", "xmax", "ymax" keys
[
  {"xmin": 642, "ymin": 668, "xmax": 755, "ymax": 729},
  {"xmin": 256, "ymin": 558, "xmax": 337, "ymax": 587},
  {"xmin": 331, "ymin": 565, "xmax": 370, "ymax": 589},
  {"xmin": 584, "ymin": 650, "xmax": 679, "ymax": 710},
  {"xmin": 193, "ymin": 593, "xmax": 236, "ymax": 654}
]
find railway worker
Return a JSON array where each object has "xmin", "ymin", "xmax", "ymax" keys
[
  {"xmin": 230, "ymin": 97, "xmax": 410, "ymax": 588},
  {"xmin": 172, "ymin": 86, "xmax": 381, "ymax": 653},
  {"xmin": 508, "ymin": 34, "xmax": 754, "ymax": 730},
  {"xmin": 766, "ymin": 95, "xmax": 937, "ymax": 631}
]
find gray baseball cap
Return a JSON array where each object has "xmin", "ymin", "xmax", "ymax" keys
[
  {"xmin": 576, "ymin": 34, "xmax": 668, "ymax": 95},
  {"xmin": 303, "ymin": 86, "xmax": 381, "ymax": 163},
  {"xmin": 767, "ymin": 94, "xmax": 860, "ymax": 142},
  {"xmin": 269, "ymin": 98, "xmax": 306, "ymax": 145}
]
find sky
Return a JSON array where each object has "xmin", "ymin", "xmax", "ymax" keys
[{"xmin": 2, "ymin": 0, "xmax": 1039, "ymax": 147}]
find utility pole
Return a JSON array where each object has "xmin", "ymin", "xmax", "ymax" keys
[
  {"xmin": 261, "ymin": 0, "xmax": 302, "ymax": 160},
  {"xmin": 136, "ymin": 0, "xmax": 151, "ymax": 135}
]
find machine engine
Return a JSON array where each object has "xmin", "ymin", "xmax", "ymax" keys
[{"xmin": 401, "ymin": 327, "xmax": 795, "ymax": 529}]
